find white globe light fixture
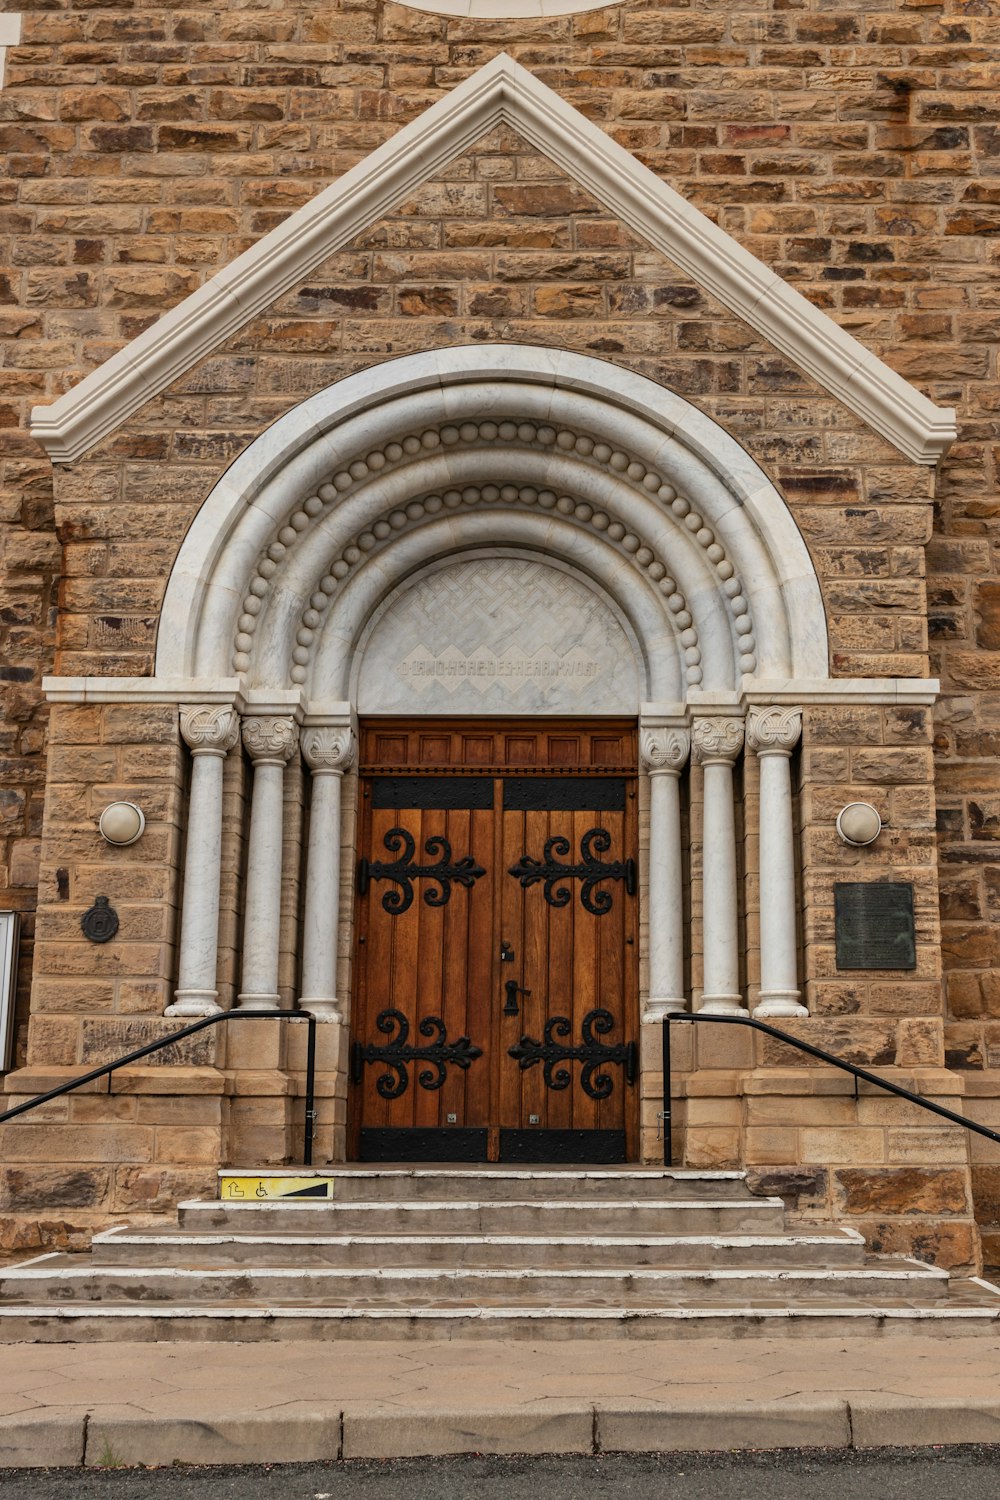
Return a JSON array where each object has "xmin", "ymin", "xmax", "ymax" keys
[
  {"xmin": 98, "ymin": 802, "xmax": 146, "ymax": 847},
  {"xmin": 836, "ymin": 801, "xmax": 882, "ymax": 848}
]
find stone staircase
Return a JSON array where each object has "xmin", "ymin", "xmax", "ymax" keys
[{"xmin": 2, "ymin": 1166, "xmax": 999, "ymax": 1341}]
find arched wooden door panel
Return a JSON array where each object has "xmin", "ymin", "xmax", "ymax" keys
[{"xmin": 349, "ymin": 722, "xmax": 639, "ymax": 1164}]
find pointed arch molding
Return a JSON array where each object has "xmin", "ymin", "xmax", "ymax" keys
[
  {"xmin": 149, "ymin": 347, "xmax": 828, "ymax": 703},
  {"xmin": 30, "ymin": 54, "xmax": 954, "ymax": 467}
]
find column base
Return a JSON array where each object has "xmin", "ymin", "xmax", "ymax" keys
[
  {"xmin": 642, "ymin": 998, "xmax": 688, "ymax": 1022},
  {"xmin": 235, "ymin": 993, "xmax": 282, "ymax": 1013},
  {"xmin": 298, "ymin": 999, "xmax": 344, "ymax": 1024},
  {"xmin": 698, "ymin": 995, "xmax": 749, "ymax": 1017},
  {"xmin": 165, "ymin": 990, "xmax": 223, "ymax": 1018},
  {"xmin": 754, "ymin": 993, "xmax": 808, "ymax": 1018}
]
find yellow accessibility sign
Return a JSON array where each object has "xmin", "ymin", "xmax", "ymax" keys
[{"xmin": 220, "ymin": 1175, "xmax": 335, "ymax": 1201}]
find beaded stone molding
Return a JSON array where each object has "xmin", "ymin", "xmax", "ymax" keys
[{"xmin": 231, "ymin": 420, "xmax": 757, "ymax": 686}]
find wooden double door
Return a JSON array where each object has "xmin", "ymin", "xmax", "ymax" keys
[{"xmin": 350, "ymin": 722, "xmax": 639, "ymax": 1163}]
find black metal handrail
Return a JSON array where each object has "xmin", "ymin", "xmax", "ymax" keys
[
  {"xmin": 0, "ymin": 1010, "xmax": 319, "ymax": 1166},
  {"xmin": 661, "ymin": 1011, "xmax": 1000, "ymax": 1168}
]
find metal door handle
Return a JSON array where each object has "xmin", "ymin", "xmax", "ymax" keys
[{"xmin": 504, "ymin": 979, "xmax": 531, "ymax": 1016}]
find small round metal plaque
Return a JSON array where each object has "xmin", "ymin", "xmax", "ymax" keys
[{"xmin": 81, "ymin": 895, "xmax": 119, "ymax": 945}]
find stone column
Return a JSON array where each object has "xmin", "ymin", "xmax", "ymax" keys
[
  {"xmin": 167, "ymin": 704, "xmax": 241, "ymax": 1017},
  {"xmin": 236, "ymin": 715, "xmax": 300, "ymax": 1012},
  {"xmin": 300, "ymin": 724, "xmax": 357, "ymax": 1022},
  {"xmin": 747, "ymin": 704, "xmax": 807, "ymax": 1018},
  {"xmin": 692, "ymin": 715, "xmax": 747, "ymax": 1016},
  {"xmin": 639, "ymin": 725, "xmax": 690, "ymax": 1019}
]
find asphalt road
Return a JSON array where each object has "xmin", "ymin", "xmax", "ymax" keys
[{"xmin": 4, "ymin": 1448, "xmax": 999, "ymax": 1500}]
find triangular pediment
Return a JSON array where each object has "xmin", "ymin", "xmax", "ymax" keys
[{"xmin": 30, "ymin": 53, "xmax": 955, "ymax": 466}]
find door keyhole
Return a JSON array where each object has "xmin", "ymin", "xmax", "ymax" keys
[{"xmin": 504, "ymin": 979, "xmax": 531, "ymax": 1016}]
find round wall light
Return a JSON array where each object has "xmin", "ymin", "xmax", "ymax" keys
[
  {"xmin": 98, "ymin": 802, "xmax": 145, "ymax": 847},
  {"xmin": 836, "ymin": 801, "xmax": 882, "ymax": 848}
]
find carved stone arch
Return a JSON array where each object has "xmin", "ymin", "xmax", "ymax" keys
[{"xmin": 156, "ymin": 346, "xmax": 829, "ymax": 700}]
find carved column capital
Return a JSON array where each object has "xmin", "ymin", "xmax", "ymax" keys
[
  {"xmin": 241, "ymin": 714, "xmax": 299, "ymax": 766},
  {"xmin": 640, "ymin": 726, "xmax": 690, "ymax": 776},
  {"xmin": 301, "ymin": 725, "xmax": 356, "ymax": 775},
  {"xmin": 179, "ymin": 704, "xmax": 240, "ymax": 758},
  {"xmin": 691, "ymin": 716, "xmax": 744, "ymax": 767},
  {"xmin": 746, "ymin": 705, "xmax": 802, "ymax": 757}
]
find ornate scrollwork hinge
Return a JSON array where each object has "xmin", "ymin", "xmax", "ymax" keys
[
  {"xmin": 507, "ymin": 1009, "xmax": 637, "ymax": 1100},
  {"xmin": 357, "ymin": 826, "xmax": 486, "ymax": 915},
  {"xmin": 507, "ymin": 828, "xmax": 636, "ymax": 916},
  {"xmin": 350, "ymin": 1009, "xmax": 483, "ymax": 1099}
]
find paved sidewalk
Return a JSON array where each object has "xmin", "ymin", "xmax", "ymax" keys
[{"xmin": 2, "ymin": 1335, "xmax": 1000, "ymax": 1466}]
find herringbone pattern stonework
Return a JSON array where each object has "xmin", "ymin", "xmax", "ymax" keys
[
  {"xmin": 358, "ymin": 556, "xmax": 637, "ymax": 711},
  {"xmin": 0, "ymin": 1, "xmax": 997, "ymax": 1264}
]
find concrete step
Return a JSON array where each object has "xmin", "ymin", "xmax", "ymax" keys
[
  {"xmin": 1, "ymin": 1258, "xmax": 946, "ymax": 1308},
  {"xmin": 177, "ymin": 1197, "xmax": 788, "ymax": 1236},
  {"xmin": 1, "ymin": 1287, "xmax": 998, "ymax": 1344},
  {"xmin": 217, "ymin": 1167, "xmax": 758, "ymax": 1203},
  {"xmin": 91, "ymin": 1225, "xmax": 869, "ymax": 1270}
]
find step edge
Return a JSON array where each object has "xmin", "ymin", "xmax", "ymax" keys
[
  {"xmin": 0, "ymin": 1304, "xmax": 996, "ymax": 1321},
  {"xmin": 0, "ymin": 1265, "xmax": 950, "ymax": 1282},
  {"xmin": 177, "ymin": 1197, "xmax": 787, "ymax": 1211},
  {"xmin": 91, "ymin": 1232, "xmax": 867, "ymax": 1249}
]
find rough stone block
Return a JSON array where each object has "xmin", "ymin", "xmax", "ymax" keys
[
  {"xmin": 800, "ymin": 1127, "xmax": 886, "ymax": 1165},
  {"xmin": 862, "ymin": 1217, "xmax": 981, "ymax": 1272},
  {"xmin": 834, "ymin": 1168, "xmax": 970, "ymax": 1217}
]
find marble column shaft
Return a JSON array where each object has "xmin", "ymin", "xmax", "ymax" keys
[
  {"xmin": 300, "ymin": 725, "xmax": 356, "ymax": 1023},
  {"xmin": 693, "ymin": 716, "xmax": 747, "ymax": 1017},
  {"xmin": 748, "ymin": 705, "xmax": 806, "ymax": 1018},
  {"xmin": 236, "ymin": 715, "xmax": 299, "ymax": 1012},
  {"xmin": 640, "ymin": 726, "xmax": 690, "ymax": 1018},
  {"xmin": 167, "ymin": 704, "xmax": 240, "ymax": 1018}
]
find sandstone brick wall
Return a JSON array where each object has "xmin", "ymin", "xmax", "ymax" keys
[{"xmin": 1, "ymin": 0, "xmax": 999, "ymax": 1251}]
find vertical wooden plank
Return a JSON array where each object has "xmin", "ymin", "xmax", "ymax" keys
[
  {"xmin": 595, "ymin": 802, "xmax": 627, "ymax": 1140},
  {"xmin": 624, "ymin": 776, "xmax": 640, "ymax": 1159},
  {"xmin": 385, "ymin": 806, "xmax": 422, "ymax": 1133},
  {"xmin": 360, "ymin": 803, "xmax": 403, "ymax": 1134},
  {"xmin": 520, "ymin": 806, "xmax": 549, "ymax": 1133},
  {"xmin": 545, "ymin": 806, "xmax": 574, "ymax": 1135},
  {"xmin": 498, "ymin": 803, "xmax": 526, "ymax": 1131},
  {"xmin": 571, "ymin": 806, "xmax": 599, "ymax": 1136},
  {"xmin": 464, "ymin": 801, "xmax": 495, "ymax": 1131},
  {"xmin": 348, "ymin": 782, "xmax": 371, "ymax": 1158},
  {"xmin": 413, "ymin": 805, "xmax": 445, "ymax": 1133}
]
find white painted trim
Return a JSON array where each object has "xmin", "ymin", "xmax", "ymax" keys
[
  {"xmin": 0, "ymin": 13, "xmax": 21, "ymax": 88},
  {"xmin": 43, "ymin": 676, "xmax": 939, "ymax": 706},
  {"xmin": 41, "ymin": 676, "xmax": 245, "ymax": 706},
  {"xmin": 740, "ymin": 678, "xmax": 940, "ymax": 706},
  {"xmin": 28, "ymin": 54, "xmax": 955, "ymax": 466}
]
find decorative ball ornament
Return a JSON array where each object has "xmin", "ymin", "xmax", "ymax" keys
[
  {"xmin": 836, "ymin": 802, "xmax": 882, "ymax": 848},
  {"xmin": 98, "ymin": 802, "xmax": 146, "ymax": 847}
]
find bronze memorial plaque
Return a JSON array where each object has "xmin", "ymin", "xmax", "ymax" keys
[{"xmin": 834, "ymin": 882, "xmax": 917, "ymax": 971}]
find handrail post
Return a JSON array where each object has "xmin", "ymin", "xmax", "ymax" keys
[
  {"xmin": 661, "ymin": 1015, "xmax": 672, "ymax": 1167},
  {"xmin": 303, "ymin": 1011, "xmax": 317, "ymax": 1168}
]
